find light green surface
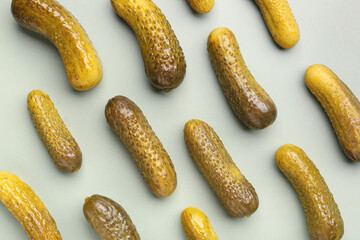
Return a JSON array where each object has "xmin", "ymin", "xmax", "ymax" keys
[{"xmin": 0, "ymin": 0, "xmax": 360, "ymax": 239}]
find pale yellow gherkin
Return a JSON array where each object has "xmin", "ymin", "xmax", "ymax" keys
[
  {"xmin": 305, "ymin": 64, "xmax": 360, "ymax": 162},
  {"xmin": 254, "ymin": 0, "xmax": 300, "ymax": 48},
  {"xmin": 181, "ymin": 207, "xmax": 219, "ymax": 240},
  {"xmin": 187, "ymin": 0, "xmax": 215, "ymax": 13},
  {"xmin": 0, "ymin": 171, "xmax": 62, "ymax": 240},
  {"xmin": 276, "ymin": 144, "xmax": 344, "ymax": 240}
]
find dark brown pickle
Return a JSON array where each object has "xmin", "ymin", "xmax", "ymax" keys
[
  {"xmin": 83, "ymin": 194, "xmax": 140, "ymax": 240},
  {"xmin": 105, "ymin": 96, "xmax": 177, "ymax": 197}
]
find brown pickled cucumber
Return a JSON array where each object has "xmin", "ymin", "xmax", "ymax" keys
[
  {"xmin": 27, "ymin": 90, "xmax": 82, "ymax": 173},
  {"xmin": 0, "ymin": 171, "xmax": 62, "ymax": 239},
  {"xmin": 83, "ymin": 194, "xmax": 140, "ymax": 240},
  {"xmin": 207, "ymin": 27, "xmax": 277, "ymax": 129},
  {"xmin": 181, "ymin": 207, "xmax": 219, "ymax": 240},
  {"xmin": 184, "ymin": 119, "xmax": 258, "ymax": 217},
  {"xmin": 187, "ymin": 0, "xmax": 215, "ymax": 13},
  {"xmin": 105, "ymin": 96, "xmax": 177, "ymax": 197},
  {"xmin": 305, "ymin": 64, "xmax": 360, "ymax": 162},
  {"xmin": 11, "ymin": 0, "xmax": 102, "ymax": 91},
  {"xmin": 254, "ymin": 0, "xmax": 300, "ymax": 49},
  {"xmin": 111, "ymin": 0, "xmax": 186, "ymax": 91},
  {"xmin": 275, "ymin": 144, "xmax": 344, "ymax": 240}
]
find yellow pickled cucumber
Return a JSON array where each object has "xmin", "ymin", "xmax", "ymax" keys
[
  {"xmin": 184, "ymin": 119, "xmax": 258, "ymax": 217},
  {"xmin": 27, "ymin": 90, "xmax": 82, "ymax": 173},
  {"xmin": 208, "ymin": 27, "xmax": 277, "ymax": 129},
  {"xmin": 0, "ymin": 171, "xmax": 62, "ymax": 239},
  {"xmin": 105, "ymin": 96, "xmax": 177, "ymax": 197},
  {"xmin": 11, "ymin": 0, "xmax": 103, "ymax": 91},
  {"xmin": 305, "ymin": 64, "xmax": 360, "ymax": 162},
  {"xmin": 181, "ymin": 207, "xmax": 218, "ymax": 240},
  {"xmin": 187, "ymin": 0, "xmax": 214, "ymax": 13},
  {"xmin": 111, "ymin": 0, "xmax": 186, "ymax": 91},
  {"xmin": 275, "ymin": 144, "xmax": 344, "ymax": 240},
  {"xmin": 254, "ymin": 0, "xmax": 300, "ymax": 48},
  {"xmin": 83, "ymin": 195, "xmax": 140, "ymax": 240}
]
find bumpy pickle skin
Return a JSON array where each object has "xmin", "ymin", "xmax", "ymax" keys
[
  {"xmin": 181, "ymin": 207, "xmax": 219, "ymax": 240},
  {"xmin": 184, "ymin": 119, "xmax": 259, "ymax": 217},
  {"xmin": 187, "ymin": 0, "xmax": 214, "ymax": 13},
  {"xmin": 83, "ymin": 195, "xmax": 140, "ymax": 240},
  {"xmin": 275, "ymin": 144, "xmax": 344, "ymax": 240},
  {"xmin": 207, "ymin": 27, "xmax": 277, "ymax": 129},
  {"xmin": 27, "ymin": 90, "xmax": 82, "ymax": 173},
  {"xmin": 110, "ymin": 0, "xmax": 186, "ymax": 91},
  {"xmin": 0, "ymin": 171, "xmax": 62, "ymax": 240},
  {"xmin": 305, "ymin": 64, "xmax": 360, "ymax": 162},
  {"xmin": 105, "ymin": 96, "xmax": 177, "ymax": 197},
  {"xmin": 11, "ymin": 0, "xmax": 103, "ymax": 91},
  {"xmin": 254, "ymin": 0, "xmax": 300, "ymax": 48}
]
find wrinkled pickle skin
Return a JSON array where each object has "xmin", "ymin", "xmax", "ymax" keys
[
  {"xmin": 275, "ymin": 144, "xmax": 344, "ymax": 240},
  {"xmin": 181, "ymin": 207, "xmax": 219, "ymax": 240},
  {"xmin": 27, "ymin": 90, "xmax": 82, "ymax": 173},
  {"xmin": 105, "ymin": 96, "xmax": 177, "ymax": 197},
  {"xmin": 83, "ymin": 195, "xmax": 140, "ymax": 240},
  {"xmin": 305, "ymin": 64, "xmax": 360, "ymax": 162},
  {"xmin": 207, "ymin": 27, "xmax": 277, "ymax": 129},
  {"xmin": 0, "ymin": 171, "xmax": 62, "ymax": 240},
  {"xmin": 111, "ymin": 0, "xmax": 186, "ymax": 91},
  {"xmin": 186, "ymin": 0, "xmax": 215, "ymax": 13},
  {"xmin": 184, "ymin": 119, "xmax": 259, "ymax": 217},
  {"xmin": 11, "ymin": 0, "xmax": 103, "ymax": 91},
  {"xmin": 254, "ymin": 0, "xmax": 300, "ymax": 49}
]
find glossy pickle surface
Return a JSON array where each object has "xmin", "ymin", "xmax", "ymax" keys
[
  {"xmin": 83, "ymin": 194, "xmax": 140, "ymax": 240},
  {"xmin": 111, "ymin": 0, "xmax": 186, "ymax": 91},
  {"xmin": 275, "ymin": 144, "xmax": 344, "ymax": 240},
  {"xmin": 0, "ymin": 171, "xmax": 62, "ymax": 240},
  {"xmin": 184, "ymin": 119, "xmax": 259, "ymax": 217},
  {"xmin": 105, "ymin": 96, "xmax": 177, "ymax": 197},
  {"xmin": 11, "ymin": 0, "xmax": 103, "ymax": 91},
  {"xmin": 187, "ymin": 0, "xmax": 215, "ymax": 13},
  {"xmin": 305, "ymin": 64, "xmax": 360, "ymax": 162},
  {"xmin": 181, "ymin": 207, "xmax": 219, "ymax": 240},
  {"xmin": 27, "ymin": 90, "xmax": 82, "ymax": 173},
  {"xmin": 254, "ymin": 0, "xmax": 300, "ymax": 48},
  {"xmin": 208, "ymin": 27, "xmax": 277, "ymax": 129}
]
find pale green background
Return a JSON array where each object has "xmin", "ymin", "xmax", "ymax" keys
[{"xmin": 0, "ymin": 0, "xmax": 360, "ymax": 239}]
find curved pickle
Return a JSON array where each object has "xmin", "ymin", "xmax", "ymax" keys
[
  {"xmin": 28, "ymin": 90, "xmax": 82, "ymax": 173},
  {"xmin": 208, "ymin": 27, "xmax": 277, "ymax": 129},
  {"xmin": 184, "ymin": 119, "xmax": 259, "ymax": 217},
  {"xmin": 275, "ymin": 144, "xmax": 344, "ymax": 240},
  {"xmin": 181, "ymin": 207, "xmax": 219, "ymax": 240},
  {"xmin": 105, "ymin": 96, "xmax": 177, "ymax": 197},
  {"xmin": 83, "ymin": 194, "xmax": 140, "ymax": 240},
  {"xmin": 305, "ymin": 64, "xmax": 360, "ymax": 162},
  {"xmin": 0, "ymin": 171, "xmax": 62, "ymax": 239},
  {"xmin": 111, "ymin": 0, "xmax": 186, "ymax": 91},
  {"xmin": 11, "ymin": 0, "xmax": 103, "ymax": 91},
  {"xmin": 254, "ymin": 0, "xmax": 300, "ymax": 48}
]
